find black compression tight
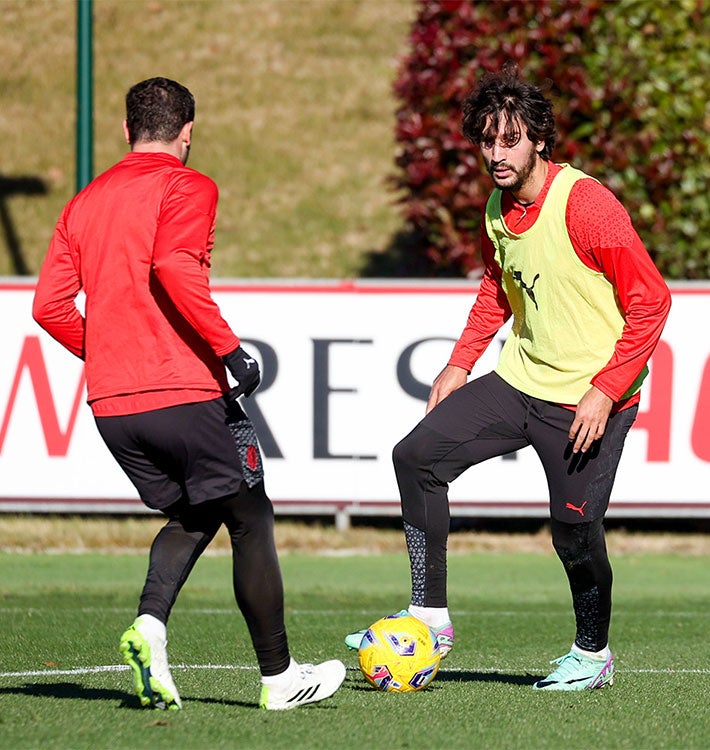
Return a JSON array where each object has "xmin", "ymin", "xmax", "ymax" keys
[
  {"xmin": 550, "ymin": 516, "xmax": 612, "ymax": 652},
  {"xmin": 138, "ymin": 481, "xmax": 290, "ymax": 676},
  {"xmin": 394, "ymin": 418, "xmax": 614, "ymax": 650}
]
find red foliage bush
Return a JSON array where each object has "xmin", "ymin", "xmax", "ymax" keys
[{"xmin": 392, "ymin": 0, "xmax": 602, "ymax": 276}]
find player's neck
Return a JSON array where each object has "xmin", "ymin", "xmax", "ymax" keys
[
  {"xmin": 131, "ymin": 139, "xmax": 183, "ymax": 161},
  {"xmin": 511, "ymin": 158, "xmax": 548, "ymax": 205}
]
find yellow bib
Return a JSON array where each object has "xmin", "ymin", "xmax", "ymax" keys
[{"xmin": 485, "ymin": 164, "xmax": 646, "ymax": 403}]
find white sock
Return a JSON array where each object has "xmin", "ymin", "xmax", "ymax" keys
[
  {"xmin": 261, "ymin": 658, "xmax": 297, "ymax": 686},
  {"xmin": 136, "ymin": 613, "xmax": 166, "ymax": 642},
  {"xmin": 408, "ymin": 605, "xmax": 450, "ymax": 629},
  {"xmin": 571, "ymin": 643, "xmax": 611, "ymax": 660}
]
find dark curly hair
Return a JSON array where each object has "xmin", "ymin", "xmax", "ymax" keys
[
  {"xmin": 125, "ymin": 77, "xmax": 195, "ymax": 145},
  {"xmin": 462, "ymin": 62, "xmax": 556, "ymax": 160}
]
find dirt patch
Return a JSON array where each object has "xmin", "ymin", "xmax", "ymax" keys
[{"xmin": 0, "ymin": 515, "xmax": 707, "ymax": 556}]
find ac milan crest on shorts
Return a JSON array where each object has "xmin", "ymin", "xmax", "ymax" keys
[{"xmin": 226, "ymin": 406, "xmax": 264, "ymax": 488}]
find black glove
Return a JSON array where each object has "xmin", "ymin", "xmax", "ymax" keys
[{"xmin": 222, "ymin": 345, "xmax": 261, "ymax": 399}]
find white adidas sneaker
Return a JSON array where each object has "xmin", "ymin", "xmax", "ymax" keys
[{"xmin": 260, "ymin": 659, "xmax": 346, "ymax": 710}]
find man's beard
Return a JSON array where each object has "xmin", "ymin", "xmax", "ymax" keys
[{"xmin": 485, "ymin": 146, "xmax": 538, "ymax": 193}]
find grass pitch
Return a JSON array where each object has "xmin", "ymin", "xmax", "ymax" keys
[
  {"xmin": 1, "ymin": 546, "xmax": 708, "ymax": 749},
  {"xmin": 2, "ymin": 0, "xmax": 414, "ymax": 279}
]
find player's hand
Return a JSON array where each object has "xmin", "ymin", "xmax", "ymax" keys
[
  {"xmin": 222, "ymin": 345, "xmax": 261, "ymax": 399},
  {"xmin": 569, "ymin": 386, "xmax": 614, "ymax": 454},
  {"xmin": 426, "ymin": 365, "xmax": 468, "ymax": 414}
]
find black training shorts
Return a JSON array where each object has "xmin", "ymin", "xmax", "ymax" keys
[
  {"xmin": 420, "ymin": 371, "xmax": 637, "ymax": 523},
  {"xmin": 95, "ymin": 396, "xmax": 264, "ymax": 510}
]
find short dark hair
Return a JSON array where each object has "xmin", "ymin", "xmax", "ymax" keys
[
  {"xmin": 461, "ymin": 63, "xmax": 556, "ymax": 160},
  {"xmin": 125, "ymin": 77, "xmax": 195, "ymax": 145}
]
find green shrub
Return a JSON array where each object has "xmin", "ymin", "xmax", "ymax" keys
[{"xmin": 584, "ymin": 0, "xmax": 709, "ymax": 278}]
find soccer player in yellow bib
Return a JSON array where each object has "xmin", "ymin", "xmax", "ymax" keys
[{"xmin": 346, "ymin": 64, "xmax": 671, "ymax": 691}]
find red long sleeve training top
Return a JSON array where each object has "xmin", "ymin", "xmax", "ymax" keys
[
  {"xmin": 33, "ymin": 152, "xmax": 240, "ymax": 416},
  {"xmin": 448, "ymin": 162, "xmax": 671, "ymax": 408}
]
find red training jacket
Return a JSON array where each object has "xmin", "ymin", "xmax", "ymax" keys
[{"xmin": 33, "ymin": 152, "xmax": 240, "ymax": 416}]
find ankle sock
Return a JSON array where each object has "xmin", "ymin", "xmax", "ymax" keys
[
  {"xmin": 261, "ymin": 658, "xmax": 297, "ymax": 686},
  {"xmin": 408, "ymin": 605, "xmax": 451, "ymax": 629},
  {"xmin": 572, "ymin": 643, "xmax": 611, "ymax": 660},
  {"xmin": 136, "ymin": 613, "xmax": 166, "ymax": 642}
]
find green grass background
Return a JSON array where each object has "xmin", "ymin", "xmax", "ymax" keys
[
  {"xmin": 1, "ymin": 550, "xmax": 708, "ymax": 749},
  {"xmin": 2, "ymin": 0, "xmax": 415, "ymax": 278}
]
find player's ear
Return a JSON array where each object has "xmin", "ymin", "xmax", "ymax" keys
[
  {"xmin": 122, "ymin": 120, "xmax": 131, "ymax": 146},
  {"xmin": 180, "ymin": 121, "xmax": 193, "ymax": 147}
]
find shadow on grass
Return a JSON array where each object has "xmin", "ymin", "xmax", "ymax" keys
[
  {"xmin": 186, "ymin": 694, "xmax": 253, "ymax": 709},
  {"xmin": 348, "ymin": 670, "xmax": 538, "ymax": 691},
  {"xmin": 0, "ymin": 682, "xmax": 342, "ymax": 710},
  {"xmin": 0, "ymin": 173, "xmax": 48, "ymax": 275},
  {"xmin": 359, "ymin": 228, "xmax": 462, "ymax": 279},
  {"xmin": 436, "ymin": 669, "xmax": 539, "ymax": 686},
  {"xmin": 0, "ymin": 681, "xmax": 131, "ymax": 704}
]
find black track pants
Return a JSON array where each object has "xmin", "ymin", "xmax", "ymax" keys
[
  {"xmin": 550, "ymin": 517, "xmax": 613, "ymax": 652},
  {"xmin": 393, "ymin": 371, "xmax": 635, "ymax": 628},
  {"xmin": 138, "ymin": 481, "xmax": 290, "ymax": 676}
]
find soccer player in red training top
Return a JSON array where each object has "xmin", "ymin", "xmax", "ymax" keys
[
  {"xmin": 33, "ymin": 77, "xmax": 345, "ymax": 711},
  {"xmin": 346, "ymin": 64, "xmax": 671, "ymax": 690}
]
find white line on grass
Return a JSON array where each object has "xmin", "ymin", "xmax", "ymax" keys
[
  {"xmin": 289, "ymin": 609, "xmax": 710, "ymax": 618},
  {"xmin": 0, "ymin": 608, "xmax": 707, "ymax": 617},
  {"xmin": 1, "ymin": 664, "xmax": 708, "ymax": 679},
  {"xmin": 0, "ymin": 664, "xmax": 253, "ymax": 678}
]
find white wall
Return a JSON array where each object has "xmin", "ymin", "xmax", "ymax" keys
[{"xmin": 1, "ymin": 280, "xmax": 708, "ymax": 518}]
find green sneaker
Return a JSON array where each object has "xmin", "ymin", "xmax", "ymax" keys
[
  {"xmin": 343, "ymin": 628, "xmax": 368, "ymax": 651},
  {"xmin": 432, "ymin": 621, "xmax": 455, "ymax": 658},
  {"xmin": 119, "ymin": 617, "xmax": 182, "ymax": 710},
  {"xmin": 344, "ymin": 609, "xmax": 455, "ymax": 659},
  {"xmin": 533, "ymin": 649, "xmax": 614, "ymax": 691},
  {"xmin": 344, "ymin": 610, "xmax": 409, "ymax": 651}
]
